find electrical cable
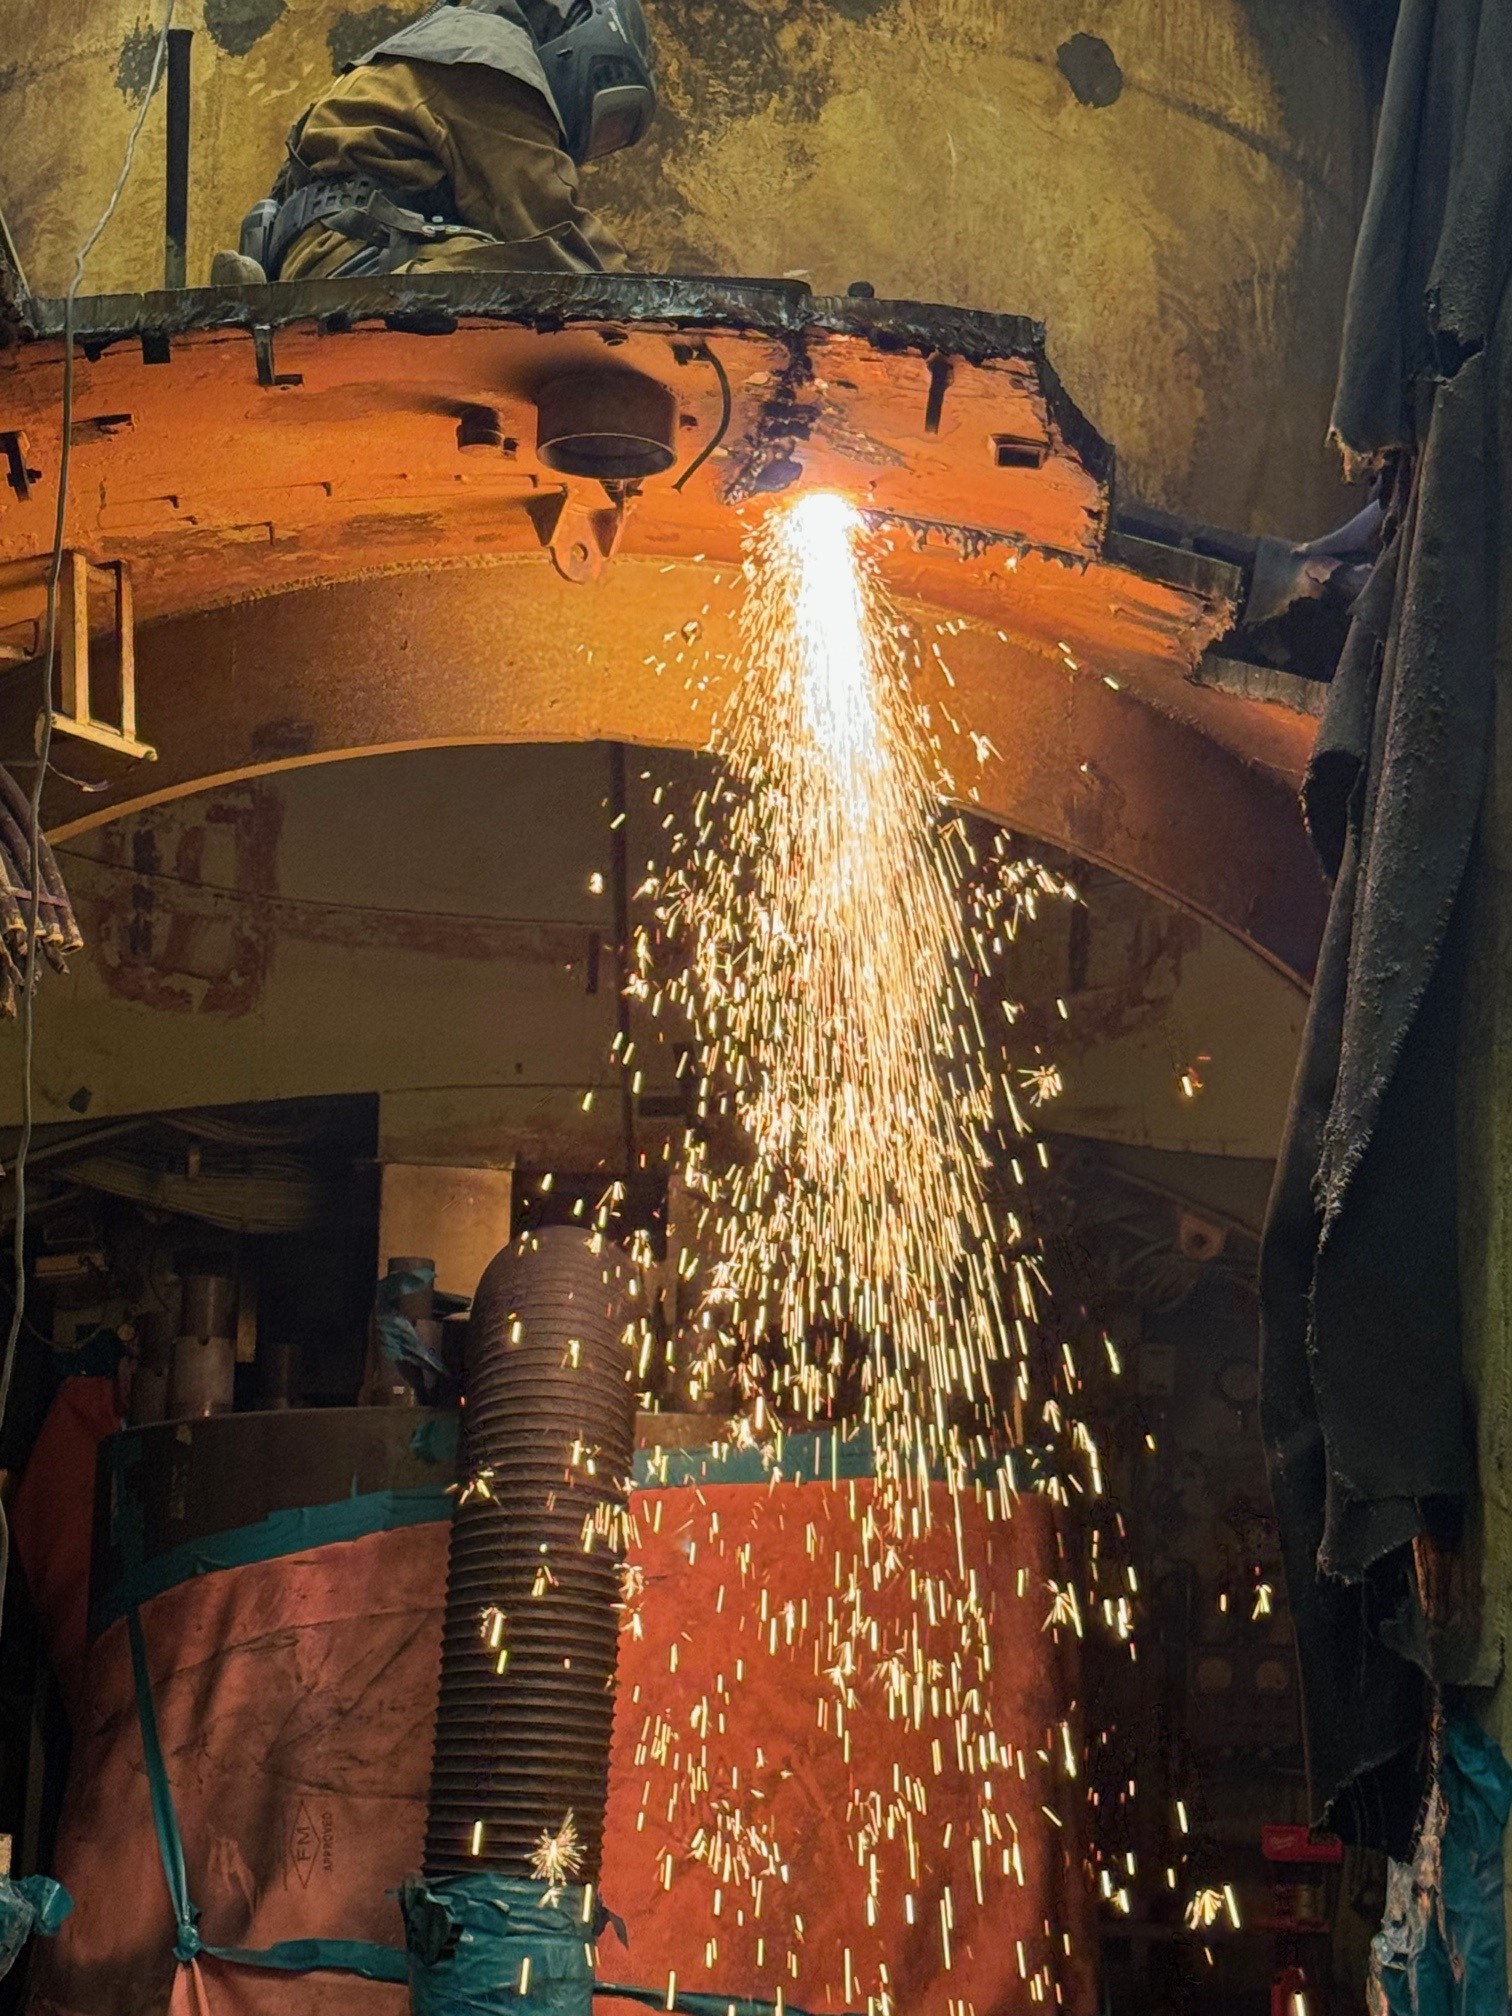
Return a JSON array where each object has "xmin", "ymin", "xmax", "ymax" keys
[
  {"xmin": 671, "ymin": 343, "xmax": 731, "ymax": 493},
  {"xmin": 0, "ymin": 0, "xmax": 177, "ymax": 1621}
]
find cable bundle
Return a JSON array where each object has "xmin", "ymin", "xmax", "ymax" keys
[{"xmin": 0, "ymin": 765, "xmax": 81, "ymax": 1014}]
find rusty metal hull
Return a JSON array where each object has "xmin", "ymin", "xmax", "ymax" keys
[{"xmin": 0, "ymin": 276, "xmax": 1324, "ymax": 981}]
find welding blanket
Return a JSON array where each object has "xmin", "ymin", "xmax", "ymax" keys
[
  {"xmin": 1259, "ymin": 0, "xmax": 1512, "ymax": 1851},
  {"xmin": 25, "ymin": 1484, "xmax": 1093, "ymax": 2016}
]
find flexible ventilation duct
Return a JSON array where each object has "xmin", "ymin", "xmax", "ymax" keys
[{"xmin": 424, "ymin": 1226, "xmax": 634, "ymax": 1882}]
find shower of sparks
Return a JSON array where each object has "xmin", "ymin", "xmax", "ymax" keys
[
  {"xmin": 1021, "ymin": 1062, "xmax": 1064, "ymax": 1107},
  {"xmin": 589, "ymin": 496, "xmax": 1238, "ymax": 2008},
  {"xmin": 609, "ymin": 495, "xmax": 1152, "ymax": 2005},
  {"xmin": 644, "ymin": 493, "xmax": 1073, "ymax": 1502},
  {"xmin": 583, "ymin": 1497, "xmax": 640, "ymax": 1555},
  {"xmin": 530, "ymin": 1809, "xmax": 586, "ymax": 1889},
  {"xmin": 1184, "ymin": 1884, "xmax": 1241, "ymax": 1933},
  {"xmin": 1184, "ymin": 1887, "xmax": 1225, "ymax": 1932}
]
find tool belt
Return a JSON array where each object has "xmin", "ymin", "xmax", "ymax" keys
[{"xmin": 262, "ymin": 174, "xmax": 486, "ymax": 278}]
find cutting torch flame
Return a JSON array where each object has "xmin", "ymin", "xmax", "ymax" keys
[{"xmin": 781, "ymin": 492, "xmax": 882, "ymax": 786}]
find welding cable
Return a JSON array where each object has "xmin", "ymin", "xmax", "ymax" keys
[
  {"xmin": 0, "ymin": 0, "xmax": 178, "ymax": 1621},
  {"xmin": 671, "ymin": 343, "xmax": 732, "ymax": 493}
]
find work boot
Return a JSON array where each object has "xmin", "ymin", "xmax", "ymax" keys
[{"xmin": 209, "ymin": 250, "xmax": 267, "ymax": 285}]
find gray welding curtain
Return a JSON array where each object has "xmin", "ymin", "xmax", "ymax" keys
[{"xmin": 1259, "ymin": 0, "xmax": 1512, "ymax": 1853}]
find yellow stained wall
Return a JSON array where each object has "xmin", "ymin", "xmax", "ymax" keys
[{"xmin": 0, "ymin": 0, "xmax": 1370, "ymax": 532}]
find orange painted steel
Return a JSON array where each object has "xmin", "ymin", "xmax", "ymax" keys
[{"xmin": 0, "ymin": 276, "xmax": 1323, "ymax": 978}]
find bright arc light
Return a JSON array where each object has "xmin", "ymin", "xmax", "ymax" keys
[{"xmin": 779, "ymin": 493, "xmax": 881, "ymax": 781}]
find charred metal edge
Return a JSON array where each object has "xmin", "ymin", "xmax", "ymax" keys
[
  {"xmin": 21, "ymin": 272, "xmax": 811, "ymax": 345},
  {"xmin": 16, "ymin": 271, "xmax": 1108, "ymax": 478},
  {"xmin": 1104, "ymin": 530, "xmax": 1243, "ymax": 607},
  {"xmin": 18, "ymin": 270, "xmax": 1279, "ymax": 612},
  {"xmin": 19, "ymin": 271, "xmax": 1044, "ymax": 361},
  {"xmin": 1190, "ymin": 652, "xmax": 1327, "ymax": 718}
]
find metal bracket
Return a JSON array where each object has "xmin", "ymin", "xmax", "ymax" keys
[
  {"xmin": 54, "ymin": 553, "xmax": 157, "ymax": 762},
  {"xmin": 251, "ymin": 324, "xmax": 303, "ymax": 390},
  {"xmin": 923, "ymin": 352, "xmax": 953, "ymax": 435},
  {"xmin": 0, "ymin": 432, "xmax": 40, "ymax": 502},
  {"xmin": 524, "ymin": 489, "xmax": 628, "ymax": 584}
]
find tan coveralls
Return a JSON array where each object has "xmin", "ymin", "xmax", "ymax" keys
[{"xmin": 279, "ymin": 55, "xmax": 627, "ymax": 279}]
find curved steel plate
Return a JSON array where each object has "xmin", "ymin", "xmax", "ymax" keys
[{"xmin": 0, "ymin": 275, "xmax": 1323, "ymax": 980}]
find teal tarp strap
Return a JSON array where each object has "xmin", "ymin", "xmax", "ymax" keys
[
  {"xmin": 99, "ymin": 1427, "xmax": 879, "ymax": 1630},
  {"xmin": 126, "ymin": 1607, "xmax": 198, "ymax": 1961},
  {"xmin": 203, "ymin": 1939, "xmax": 408, "ymax": 1982},
  {"xmin": 126, "ymin": 1600, "xmax": 408, "ymax": 1981},
  {"xmin": 405, "ymin": 1875, "xmax": 596, "ymax": 2016},
  {"xmin": 102, "ymin": 1419, "xmax": 878, "ymax": 1631},
  {"xmin": 94, "ymin": 1484, "xmax": 454, "ymax": 1635}
]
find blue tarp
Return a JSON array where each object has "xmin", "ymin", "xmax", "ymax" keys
[
  {"xmin": 1371, "ymin": 1715, "xmax": 1512, "ymax": 2016},
  {"xmin": 0, "ymin": 1874, "xmax": 72, "ymax": 1983},
  {"xmin": 405, "ymin": 1876, "xmax": 596, "ymax": 2016}
]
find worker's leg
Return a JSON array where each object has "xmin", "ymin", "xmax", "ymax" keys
[
  {"xmin": 405, "ymin": 62, "xmax": 628, "ymax": 271},
  {"xmin": 393, "ymin": 222, "xmax": 622, "ymax": 273},
  {"xmin": 285, "ymin": 224, "xmax": 615, "ymax": 277}
]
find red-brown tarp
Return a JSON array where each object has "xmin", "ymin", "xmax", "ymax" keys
[{"xmin": 20, "ymin": 1416, "xmax": 1093, "ymax": 2016}]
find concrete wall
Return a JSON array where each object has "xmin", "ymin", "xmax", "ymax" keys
[
  {"xmin": 1, "ymin": 745, "xmax": 1303, "ymax": 1163},
  {"xmin": 0, "ymin": 0, "xmax": 1372, "ymax": 533}
]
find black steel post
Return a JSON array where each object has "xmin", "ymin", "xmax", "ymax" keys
[{"xmin": 164, "ymin": 29, "xmax": 193, "ymax": 290}]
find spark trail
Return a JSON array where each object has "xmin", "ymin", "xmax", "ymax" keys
[
  {"xmin": 652, "ymin": 493, "xmax": 1036, "ymax": 1499},
  {"xmin": 619, "ymin": 496, "xmax": 1133, "ymax": 2007}
]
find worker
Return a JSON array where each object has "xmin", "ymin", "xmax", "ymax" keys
[{"xmin": 212, "ymin": 0, "xmax": 653, "ymax": 284}]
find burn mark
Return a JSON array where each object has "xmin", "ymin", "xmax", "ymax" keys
[
  {"xmin": 624, "ymin": 0, "xmax": 898, "ymax": 126},
  {"xmin": 115, "ymin": 22, "xmax": 164, "ymax": 102},
  {"xmin": 327, "ymin": 4, "xmax": 431, "ymax": 71},
  {"xmin": 204, "ymin": 0, "xmax": 287, "ymax": 58},
  {"xmin": 341, "ymin": 512, "xmax": 445, "ymax": 544},
  {"xmin": 72, "ymin": 837, "xmax": 596, "ymax": 982},
  {"xmin": 814, "ymin": 401, "xmax": 907, "ymax": 469},
  {"xmin": 1056, "ymin": 34, "xmax": 1124, "ymax": 109},
  {"xmin": 725, "ymin": 340, "xmax": 821, "ymax": 501},
  {"xmin": 1002, "ymin": 859, "xmax": 1203, "ymax": 1053},
  {"xmin": 84, "ymin": 786, "xmax": 283, "ymax": 1016}
]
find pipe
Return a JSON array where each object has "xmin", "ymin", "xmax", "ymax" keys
[
  {"xmin": 423, "ymin": 1226, "xmax": 635, "ymax": 1881},
  {"xmin": 164, "ymin": 29, "xmax": 192, "ymax": 290}
]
